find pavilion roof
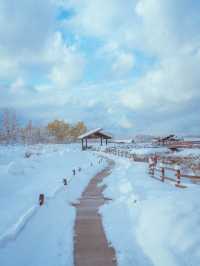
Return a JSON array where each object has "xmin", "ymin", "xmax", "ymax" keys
[{"xmin": 78, "ymin": 128, "xmax": 112, "ymax": 139}]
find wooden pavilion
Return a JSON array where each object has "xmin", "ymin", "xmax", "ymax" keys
[{"xmin": 78, "ymin": 128, "xmax": 112, "ymax": 150}]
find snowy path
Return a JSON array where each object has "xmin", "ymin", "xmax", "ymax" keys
[{"xmin": 74, "ymin": 158, "xmax": 117, "ymax": 266}]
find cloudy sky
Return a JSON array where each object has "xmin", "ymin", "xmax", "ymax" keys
[{"xmin": 0, "ymin": 0, "xmax": 200, "ymax": 136}]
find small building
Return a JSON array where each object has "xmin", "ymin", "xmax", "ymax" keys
[
  {"xmin": 155, "ymin": 135, "xmax": 180, "ymax": 145},
  {"xmin": 78, "ymin": 128, "xmax": 112, "ymax": 150}
]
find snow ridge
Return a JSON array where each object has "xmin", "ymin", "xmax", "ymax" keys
[{"xmin": 0, "ymin": 205, "xmax": 38, "ymax": 248}]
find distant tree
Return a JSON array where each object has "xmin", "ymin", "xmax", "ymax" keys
[
  {"xmin": 2, "ymin": 109, "xmax": 18, "ymax": 144},
  {"xmin": 47, "ymin": 120, "xmax": 71, "ymax": 142},
  {"xmin": 10, "ymin": 111, "xmax": 18, "ymax": 142},
  {"xmin": 19, "ymin": 120, "xmax": 32, "ymax": 144},
  {"xmin": 0, "ymin": 109, "xmax": 88, "ymax": 145},
  {"xmin": 37, "ymin": 127, "xmax": 49, "ymax": 143},
  {"xmin": 70, "ymin": 121, "xmax": 87, "ymax": 139},
  {"xmin": 26, "ymin": 120, "xmax": 33, "ymax": 144},
  {"xmin": 3, "ymin": 109, "xmax": 11, "ymax": 143}
]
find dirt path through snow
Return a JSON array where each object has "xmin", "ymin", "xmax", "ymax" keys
[{"xmin": 74, "ymin": 159, "xmax": 117, "ymax": 266}]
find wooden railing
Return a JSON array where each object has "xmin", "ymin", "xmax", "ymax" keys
[
  {"xmin": 149, "ymin": 163, "xmax": 200, "ymax": 188},
  {"xmin": 92, "ymin": 146, "xmax": 200, "ymax": 189},
  {"xmin": 92, "ymin": 147, "xmax": 149, "ymax": 162}
]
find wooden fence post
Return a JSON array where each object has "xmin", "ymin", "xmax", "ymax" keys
[
  {"xmin": 161, "ymin": 167, "xmax": 165, "ymax": 182},
  {"xmin": 152, "ymin": 164, "xmax": 155, "ymax": 176},
  {"xmin": 149, "ymin": 156, "xmax": 155, "ymax": 176},
  {"xmin": 149, "ymin": 163, "xmax": 154, "ymax": 176},
  {"xmin": 63, "ymin": 178, "xmax": 67, "ymax": 186},
  {"xmin": 39, "ymin": 194, "xmax": 45, "ymax": 206},
  {"xmin": 176, "ymin": 169, "xmax": 181, "ymax": 185}
]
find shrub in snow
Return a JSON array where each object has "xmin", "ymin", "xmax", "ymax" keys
[{"xmin": 25, "ymin": 151, "xmax": 32, "ymax": 158}]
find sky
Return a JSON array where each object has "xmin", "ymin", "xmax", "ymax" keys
[{"xmin": 0, "ymin": 0, "xmax": 200, "ymax": 137}]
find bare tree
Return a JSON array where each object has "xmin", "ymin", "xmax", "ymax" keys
[
  {"xmin": 26, "ymin": 120, "xmax": 33, "ymax": 144},
  {"xmin": 0, "ymin": 109, "xmax": 88, "ymax": 144},
  {"xmin": 3, "ymin": 109, "xmax": 11, "ymax": 144},
  {"xmin": 10, "ymin": 111, "xmax": 18, "ymax": 142}
]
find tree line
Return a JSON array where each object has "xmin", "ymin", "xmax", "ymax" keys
[{"xmin": 0, "ymin": 109, "xmax": 87, "ymax": 144}]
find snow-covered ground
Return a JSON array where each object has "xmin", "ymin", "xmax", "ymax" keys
[
  {"xmin": 0, "ymin": 144, "xmax": 106, "ymax": 266},
  {"xmin": 129, "ymin": 147, "xmax": 170, "ymax": 155},
  {"xmin": 102, "ymin": 142, "xmax": 200, "ymax": 158},
  {"xmin": 100, "ymin": 154, "xmax": 200, "ymax": 266},
  {"xmin": 1, "ymin": 144, "xmax": 200, "ymax": 266},
  {"xmin": 174, "ymin": 148, "xmax": 200, "ymax": 157}
]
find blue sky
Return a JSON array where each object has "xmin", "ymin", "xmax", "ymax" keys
[{"xmin": 0, "ymin": 0, "xmax": 200, "ymax": 136}]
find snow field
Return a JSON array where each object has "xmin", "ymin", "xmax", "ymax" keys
[
  {"xmin": 100, "ymin": 154, "xmax": 200, "ymax": 266},
  {"xmin": 1, "ymin": 144, "xmax": 200, "ymax": 266},
  {"xmin": 0, "ymin": 144, "xmax": 107, "ymax": 266}
]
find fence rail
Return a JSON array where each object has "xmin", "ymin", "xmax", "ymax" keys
[
  {"xmin": 92, "ymin": 146, "xmax": 200, "ymax": 189},
  {"xmin": 149, "ymin": 163, "xmax": 200, "ymax": 188},
  {"xmin": 92, "ymin": 147, "xmax": 149, "ymax": 162}
]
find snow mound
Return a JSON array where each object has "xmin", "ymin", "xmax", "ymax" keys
[{"xmin": 100, "ymin": 155, "xmax": 200, "ymax": 266}]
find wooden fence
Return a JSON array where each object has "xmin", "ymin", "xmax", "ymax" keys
[
  {"xmin": 92, "ymin": 147, "xmax": 148, "ymax": 162},
  {"xmin": 92, "ymin": 146, "xmax": 200, "ymax": 189},
  {"xmin": 149, "ymin": 162, "xmax": 200, "ymax": 188}
]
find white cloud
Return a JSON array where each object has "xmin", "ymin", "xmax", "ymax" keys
[
  {"xmin": 98, "ymin": 41, "xmax": 135, "ymax": 76},
  {"xmin": 112, "ymin": 52, "xmax": 135, "ymax": 75},
  {"xmin": 10, "ymin": 78, "xmax": 26, "ymax": 94},
  {"xmin": 120, "ymin": 52, "xmax": 200, "ymax": 111},
  {"xmin": 0, "ymin": 0, "xmax": 85, "ymax": 89},
  {"xmin": 69, "ymin": 0, "xmax": 200, "ymax": 119},
  {"xmin": 0, "ymin": 56, "xmax": 19, "ymax": 79},
  {"xmin": 63, "ymin": 0, "xmax": 200, "ymax": 59},
  {"xmin": 1, "ymin": 0, "xmax": 200, "ymax": 134},
  {"xmin": 63, "ymin": 0, "xmax": 137, "ymax": 38},
  {"xmin": 0, "ymin": 0, "xmax": 55, "ymax": 81},
  {"xmin": 135, "ymin": 0, "xmax": 200, "ymax": 57},
  {"xmin": 46, "ymin": 33, "xmax": 85, "ymax": 89},
  {"xmin": 0, "ymin": 0, "xmax": 55, "ymax": 55},
  {"xmin": 119, "ymin": 116, "xmax": 134, "ymax": 129}
]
